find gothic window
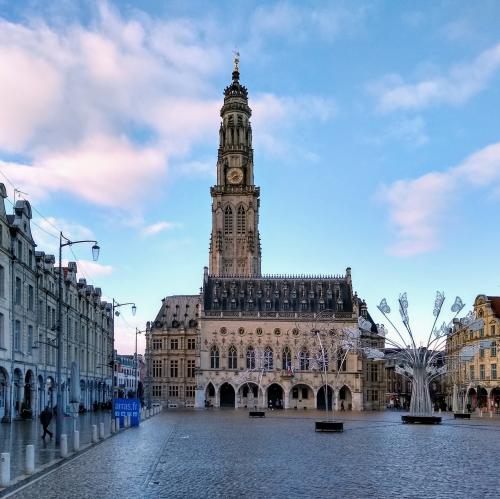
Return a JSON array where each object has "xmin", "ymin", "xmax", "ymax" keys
[
  {"xmin": 224, "ymin": 206, "xmax": 233, "ymax": 235},
  {"xmin": 282, "ymin": 346, "xmax": 291, "ymax": 370},
  {"xmin": 228, "ymin": 346, "xmax": 237, "ymax": 369},
  {"xmin": 246, "ymin": 346, "xmax": 256, "ymax": 369},
  {"xmin": 237, "ymin": 206, "xmax": 246, "ymax": 234},
  {"xmin": 210, "ymin": 346, "xmax": 220, "ymax": 369},
  {"xmin": 299, "ymin": 349, "xmax": 309, "ymax": 370},
  {"xmin": 264, "ymin": 346, "xmax": 273, "ymax": 370}
]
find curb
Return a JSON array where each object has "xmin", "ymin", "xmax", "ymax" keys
[{"xmin": 0, "ymin": 408, "xmax": 163, "ymax": 497}]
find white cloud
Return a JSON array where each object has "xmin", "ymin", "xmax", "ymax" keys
[
  {"xmin": 0, "ymin": 4, "xmax": 223, "ymax": 208},
  {"xmin": 249, "ymin": 2, "xmax": 366, "ymax": 46},
  {"xmin": 371, "ymin": 43, "xmax": 500, "ymax": 112},
  {"xmin": 378, "ymin": 142, "xmax": 500, "ymax": 257},
  {"xmin": 252, "ymin": 93, "xmax": 336, "ymax": 156},
  {"xmin": 142, "ymin": 221, "xmax": 180, "ymax": 236},
  {"xmin": 30, "ymin": 216, "xmax": 95, "ymax": 255},
  {"xmin": 71, "ymin": 259, "xmax": 113, "ymax": 278}
]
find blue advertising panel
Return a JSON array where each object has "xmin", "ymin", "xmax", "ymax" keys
[{"xmin": 113, "ymin": 398, "xmax": 141, "ymax": 427}]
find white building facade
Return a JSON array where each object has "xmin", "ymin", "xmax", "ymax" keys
[{"xmin": 0, "ymin": 189, "xmax": 113, "ymax": 422}]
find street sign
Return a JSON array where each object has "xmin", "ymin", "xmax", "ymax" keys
[{"xmin": 113, "ymin": 398, "xmax": 141, "ymax": 427}]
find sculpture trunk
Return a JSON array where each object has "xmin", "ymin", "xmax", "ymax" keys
[{"xmin": 409, "ymin": 367, "xmax": 432, "ymax": 415}]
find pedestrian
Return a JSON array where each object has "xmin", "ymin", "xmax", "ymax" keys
[
  {"xmin": 40, "ymin": 406, "xmax": 53, "ymax": 440},
  {"xmin": 341, "ymin": 401, "xmax": 345, "ymax": 411}
]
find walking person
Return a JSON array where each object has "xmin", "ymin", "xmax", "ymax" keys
[{"xmin": 40, "ymin": 406, "xmax": 53, "ymax": 440}]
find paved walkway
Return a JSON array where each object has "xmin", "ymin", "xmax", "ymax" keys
[
  {"xmin": 1, "ymin": 409, "xmax": 499, "ymax": 499},
  {"xmin": 0, "ymin": 411, "xmax": 112, "ymax": 480}
]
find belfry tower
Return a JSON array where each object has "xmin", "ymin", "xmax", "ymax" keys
[{"xmin": 208, "ymin": 55, "xmax": 262, "ymax": 277}]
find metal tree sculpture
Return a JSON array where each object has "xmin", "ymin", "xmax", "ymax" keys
[
  {"xmin": 241, "ymin": 346, "xmax": 271, "ymax": 409},
  {"xmin": 299, "ymin": 311, "xmax": 383, "ymax": 418},
  {"xmin": 376, "ymin": 292, "xmax": 481, "ymax": 416}
]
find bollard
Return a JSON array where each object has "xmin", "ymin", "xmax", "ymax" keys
[
  {"xmin": 25, "ymin": 445, "xmax": 35, "ymax": 475},
  {"xmin": 111, "ymin": 419, "xmax": 116, "ymax": 433},
  {"xmin": 127, "ymin": 415, "xmax": 131, "ymax": 427},
  {"xmin": 115, "ymin": 417, "xmax": 120, "ymax": 431},
  {"xmin": 480, "ymin": 410, "xmax": 483, "ymax": 418},
  {"xmin": 92, "ymin": 424, "xmax": 98, "ymax": 443},
  {"xmin": 60, "ymin": 434, "xmax": 68, "ymax": 458},
  {"xmin": 99, "ymin": 422, "xmax": 105, "ymax": 439},
  {"xmin": 74, "ymin": 430, "xmax": 80, "ymax": 451},
  {"xmin": 490, "ymin": 411, "xmax": 493, "ymax": 419},
  {"xmin": 1, "ymin": 452, "xmax": 10, "ymax": 487},
  {"xmin": 147, "ymin": 409, "xmax": 150, "ymax": 418}
]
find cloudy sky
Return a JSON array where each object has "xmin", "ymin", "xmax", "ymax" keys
[{"xmin": 1, "ymin": 0, "xmax": 499, "ymax": 354}]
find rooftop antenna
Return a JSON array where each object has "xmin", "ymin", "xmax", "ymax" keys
[{"xmin": 14, "ymin": 188, "xmax": 28, "ymax": 204}]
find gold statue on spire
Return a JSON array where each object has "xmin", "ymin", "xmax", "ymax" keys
[{"xmin": 233, "ymin": 50, "xmax": 240, "ymax": 72}]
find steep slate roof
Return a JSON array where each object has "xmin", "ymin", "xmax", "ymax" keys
[
  {"xmin": 153, "ymin": 295, "xmax": 201, "ymax": 328},
  {"xmin": 203, "ymin": 275, "xmax": 353, "ymax": 314}
]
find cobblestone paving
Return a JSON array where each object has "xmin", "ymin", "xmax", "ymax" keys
[
  {"xmin": 6, "ymin": 410, "xmax": 500, "ymax": 499},
  {"xmin": 0, "ymin": 411, "xmax": 112, "ymax": 479}
]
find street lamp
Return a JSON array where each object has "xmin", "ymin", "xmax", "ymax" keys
[
  {"xmin": 56, "ymin": 232, "xmax": 99, "ymax": 445},
  {"xmin": 111, "ymin": 300, "xmax": 137, "ymax": 399}
]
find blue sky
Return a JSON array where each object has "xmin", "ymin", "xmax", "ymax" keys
[{"xmin": 0, "ymin": 0, "xmax": 499, "ymax": 353}]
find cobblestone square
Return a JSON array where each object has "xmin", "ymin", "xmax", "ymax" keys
[{"xmin": 5, "ymin": 409, "xmax": 500, "ymax": 499}]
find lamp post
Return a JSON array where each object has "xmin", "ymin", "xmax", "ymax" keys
[
  {"xmin": 56, "ymin": 233, "xmax": 100, "ymax": 445},
  {"xmin": 111, "ymin": 300, "xmax": 136, "ymax": 399}
]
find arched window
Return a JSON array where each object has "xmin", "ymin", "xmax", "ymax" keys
[
  {"xmin": 264, "ymin": 346, "xmax": 273, "ymax": 371},
  {"xmin": 224, "ymin": 206, "xmax": 233, "ymax": 235},
  {"xmin": 228, "ymin": 346, "xmax": 237, "ymax": 369},
  {"xmin": 282, "ymin": 346, "xmax": 291, "ymax": 370},
  {"xmin": 246, "ymin": 346, "xmax": 255, "ymax": 369},
  {"xmin": 299, "ymin": 349, "xmax": 309, "ymax": 370},
  {"xmin": 210, "ymin": 346, "xmax": 220, "ymax": 369},
  {"xmin": 237, "ymin": 206, "xmax": 246, "ymax": 235}
]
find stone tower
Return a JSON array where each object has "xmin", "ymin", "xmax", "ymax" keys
[{"xmin": 208, "ymin": 55, "xmax": 261, "ymax": 277}]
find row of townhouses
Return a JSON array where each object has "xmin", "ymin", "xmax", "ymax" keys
[{"xmin": 0, "ymin": 184, "xmax": 114, "ymax": 422}]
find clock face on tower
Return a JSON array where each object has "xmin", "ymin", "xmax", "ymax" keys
[{"xmin": 227, "ymin": 168, "xmax": 243, "ymax": 185}]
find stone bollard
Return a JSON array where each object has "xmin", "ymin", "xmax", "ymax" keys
[
  {"xmin": 116, "ymin": 417, "xmax": 120, "ymax": 431},
  {"xmin": 147, "ymin": 409, "xmax": 150, "ymax": 418},
  {"xmin": 25, "ymin": 445, "xmax": 35, "ymax": 475},
  {"xmin": 60, "ymin": 434, "xmax": 68, "ymax": 458},
  {"xmin": 480, "ymin": 410, "xmax": 483, "ymax": 418},
  {"xmin": 490, "ymin": 411, "xmax": 493, "ymax": 419},
  {"xmin": 111, "ymin": 419, "xmax": 115, "ymax": 433},
  {"xmin": 92, "ymin": 424, "xmax": 98, "ymax": 443},
  {"xmin": 1, "ymin": 452, "xmax": 10, "ymax": 487},
  {"xmin": 99, "ymin": 422, "xmax": 105, "ymax": 439},
  {"xmin": 74, "ymin": 430, "xmax": 80, "ymax": 452}
]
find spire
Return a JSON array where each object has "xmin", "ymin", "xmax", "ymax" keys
[
  {"xmin": 233, "ymin": 50, "xmax": 240, "ymax": 81},
  {"xmin": 224, "ymin": 51, "xmax": 247, "ymax": 99}
]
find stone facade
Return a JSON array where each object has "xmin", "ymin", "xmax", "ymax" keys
[
  {"xmin": 0, "ymin": 190, "xmax": 113, "ymax": 422},
  {"xmin": 149, "ymin": 62, "xmax": 385, "ymax": 411},
  {"xmin": 147, "ymin": 296, "xmax": 200, "ymax": 407},
  {"xmin": 446, "ymin": 295, "xmax": 500, "ymax": 412}
]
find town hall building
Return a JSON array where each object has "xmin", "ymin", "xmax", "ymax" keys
[{"xmin": 148, "ymin": 58, "xmax": 385, "ymax": 411}]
